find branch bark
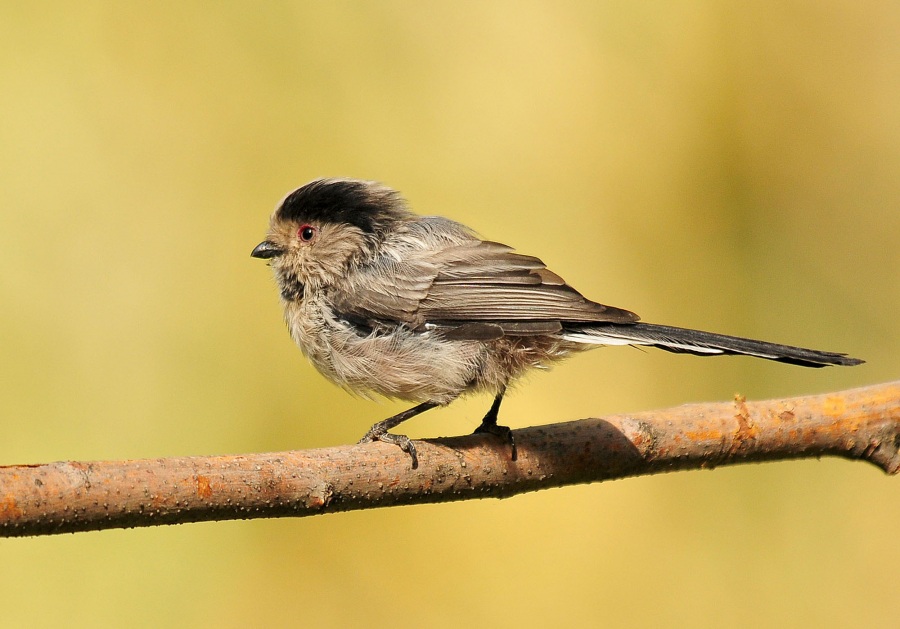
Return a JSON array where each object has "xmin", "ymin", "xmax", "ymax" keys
[{"xmin": 1, "ymin": 381, "xmax": 897, "ymax": 538}]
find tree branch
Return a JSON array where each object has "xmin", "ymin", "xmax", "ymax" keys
[{"xmin": 1, "ymin": 381, "xmax": 897, "ymax": 537}]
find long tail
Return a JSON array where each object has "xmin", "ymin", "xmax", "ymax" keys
[{"xmin": 562, "ymin": 322, "xmax": 863, "ymax": 368}]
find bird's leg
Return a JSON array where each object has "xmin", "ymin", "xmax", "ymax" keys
[
  {"xmin": 358, "ymin": 401, "xmax": 439, "ymax": 469},
  {"xmin": 473, "ymin": 388, "xmax": 517, "ymax": 461}
]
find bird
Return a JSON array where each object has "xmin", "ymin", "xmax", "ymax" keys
[{"xmin": 251, "ymin": 178, "xmax": 863, "ymax": 468}]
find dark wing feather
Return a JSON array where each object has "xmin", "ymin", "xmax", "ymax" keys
[{"xmin": 327, "ymin": 240, "xmax": 638, "ymax": 337}]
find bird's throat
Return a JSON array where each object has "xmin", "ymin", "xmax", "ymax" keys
[{"xmin": 279, "ymin": 275, "xmax": 305, "ymax": 302}]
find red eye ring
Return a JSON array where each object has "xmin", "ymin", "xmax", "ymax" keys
[{"xmin": 298, "ymin": 224, "xmax": 317, "ymax": 242}]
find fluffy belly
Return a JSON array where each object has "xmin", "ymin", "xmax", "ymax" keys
[
  {"xmin": 285, "ymin": 301, "xmax": 481, "ymax": 403},
  {"xmin": 283, "ymin": 299, "xmax": 583, "ymax": 404}
]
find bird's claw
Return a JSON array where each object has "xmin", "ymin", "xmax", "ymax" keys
[
  {"xmin": 473, "ymin": 421, "xmax": 518, "ymax": 461},
  {"xmin": 358, "ymin": 429, "xmax": 419, "ymax": 469}
]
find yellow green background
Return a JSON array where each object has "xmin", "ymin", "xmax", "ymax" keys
[{"xmin": 1, "ymin": 3, "xmax": 897, "ymax": 627}]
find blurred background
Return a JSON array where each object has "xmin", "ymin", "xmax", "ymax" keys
[{"xmin": 1, "ymin": 2, "xmax": 897, "ymax": 627}]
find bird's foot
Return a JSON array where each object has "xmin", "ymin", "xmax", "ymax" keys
[
  {"xmin": 356, "ymin": 401, "xmax": 439, "ymax": 470},
  {"xmin": 473, "ymin": 420, "xmax": 518, "ymax": 462},
  {"xmin": 358, "ymin": 427, "xmax": 419, "ymax": 469}
]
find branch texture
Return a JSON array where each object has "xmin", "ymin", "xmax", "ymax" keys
[{"xmin": 1, "ymin": 381, "xmax": 897, "ymax": 537}]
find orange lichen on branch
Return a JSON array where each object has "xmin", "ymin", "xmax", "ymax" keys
[
  {"xmin": 730, "ymin": 393, "xmax": 759, "ymax": 455},
  {"xmin": 196, "ymin": 475, "xmax": 212, "ymax": 499},
  {"xmin": 0, "ymin": 494, "xmax": 23, "ymax": 520}
]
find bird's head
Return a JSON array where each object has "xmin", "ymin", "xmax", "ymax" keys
[{"xmin": 251, "ymin": 178, "xmax": 412, "ymax": 298}]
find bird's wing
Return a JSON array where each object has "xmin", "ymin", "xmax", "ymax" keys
[
  {"xmin": 327, "ymin": 240, "xmax": 638, "ymax": 338},
  {"xmin": 420, "ymin": 241, "xmax": 638, "ymax": 324}
]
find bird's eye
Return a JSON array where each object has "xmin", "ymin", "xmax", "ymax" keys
[{"xmin": 298, "ymin": 225, "xmax": 317, "ymax": 243}]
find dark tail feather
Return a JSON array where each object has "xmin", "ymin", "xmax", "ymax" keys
[{"xmin": 565, "ymin": 322, "xmax": 864, "ymax": 368}]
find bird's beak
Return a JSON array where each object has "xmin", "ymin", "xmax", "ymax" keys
[{"xmin": 250, "ymin": 241, "xmax": 284, "ymax": 259}]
